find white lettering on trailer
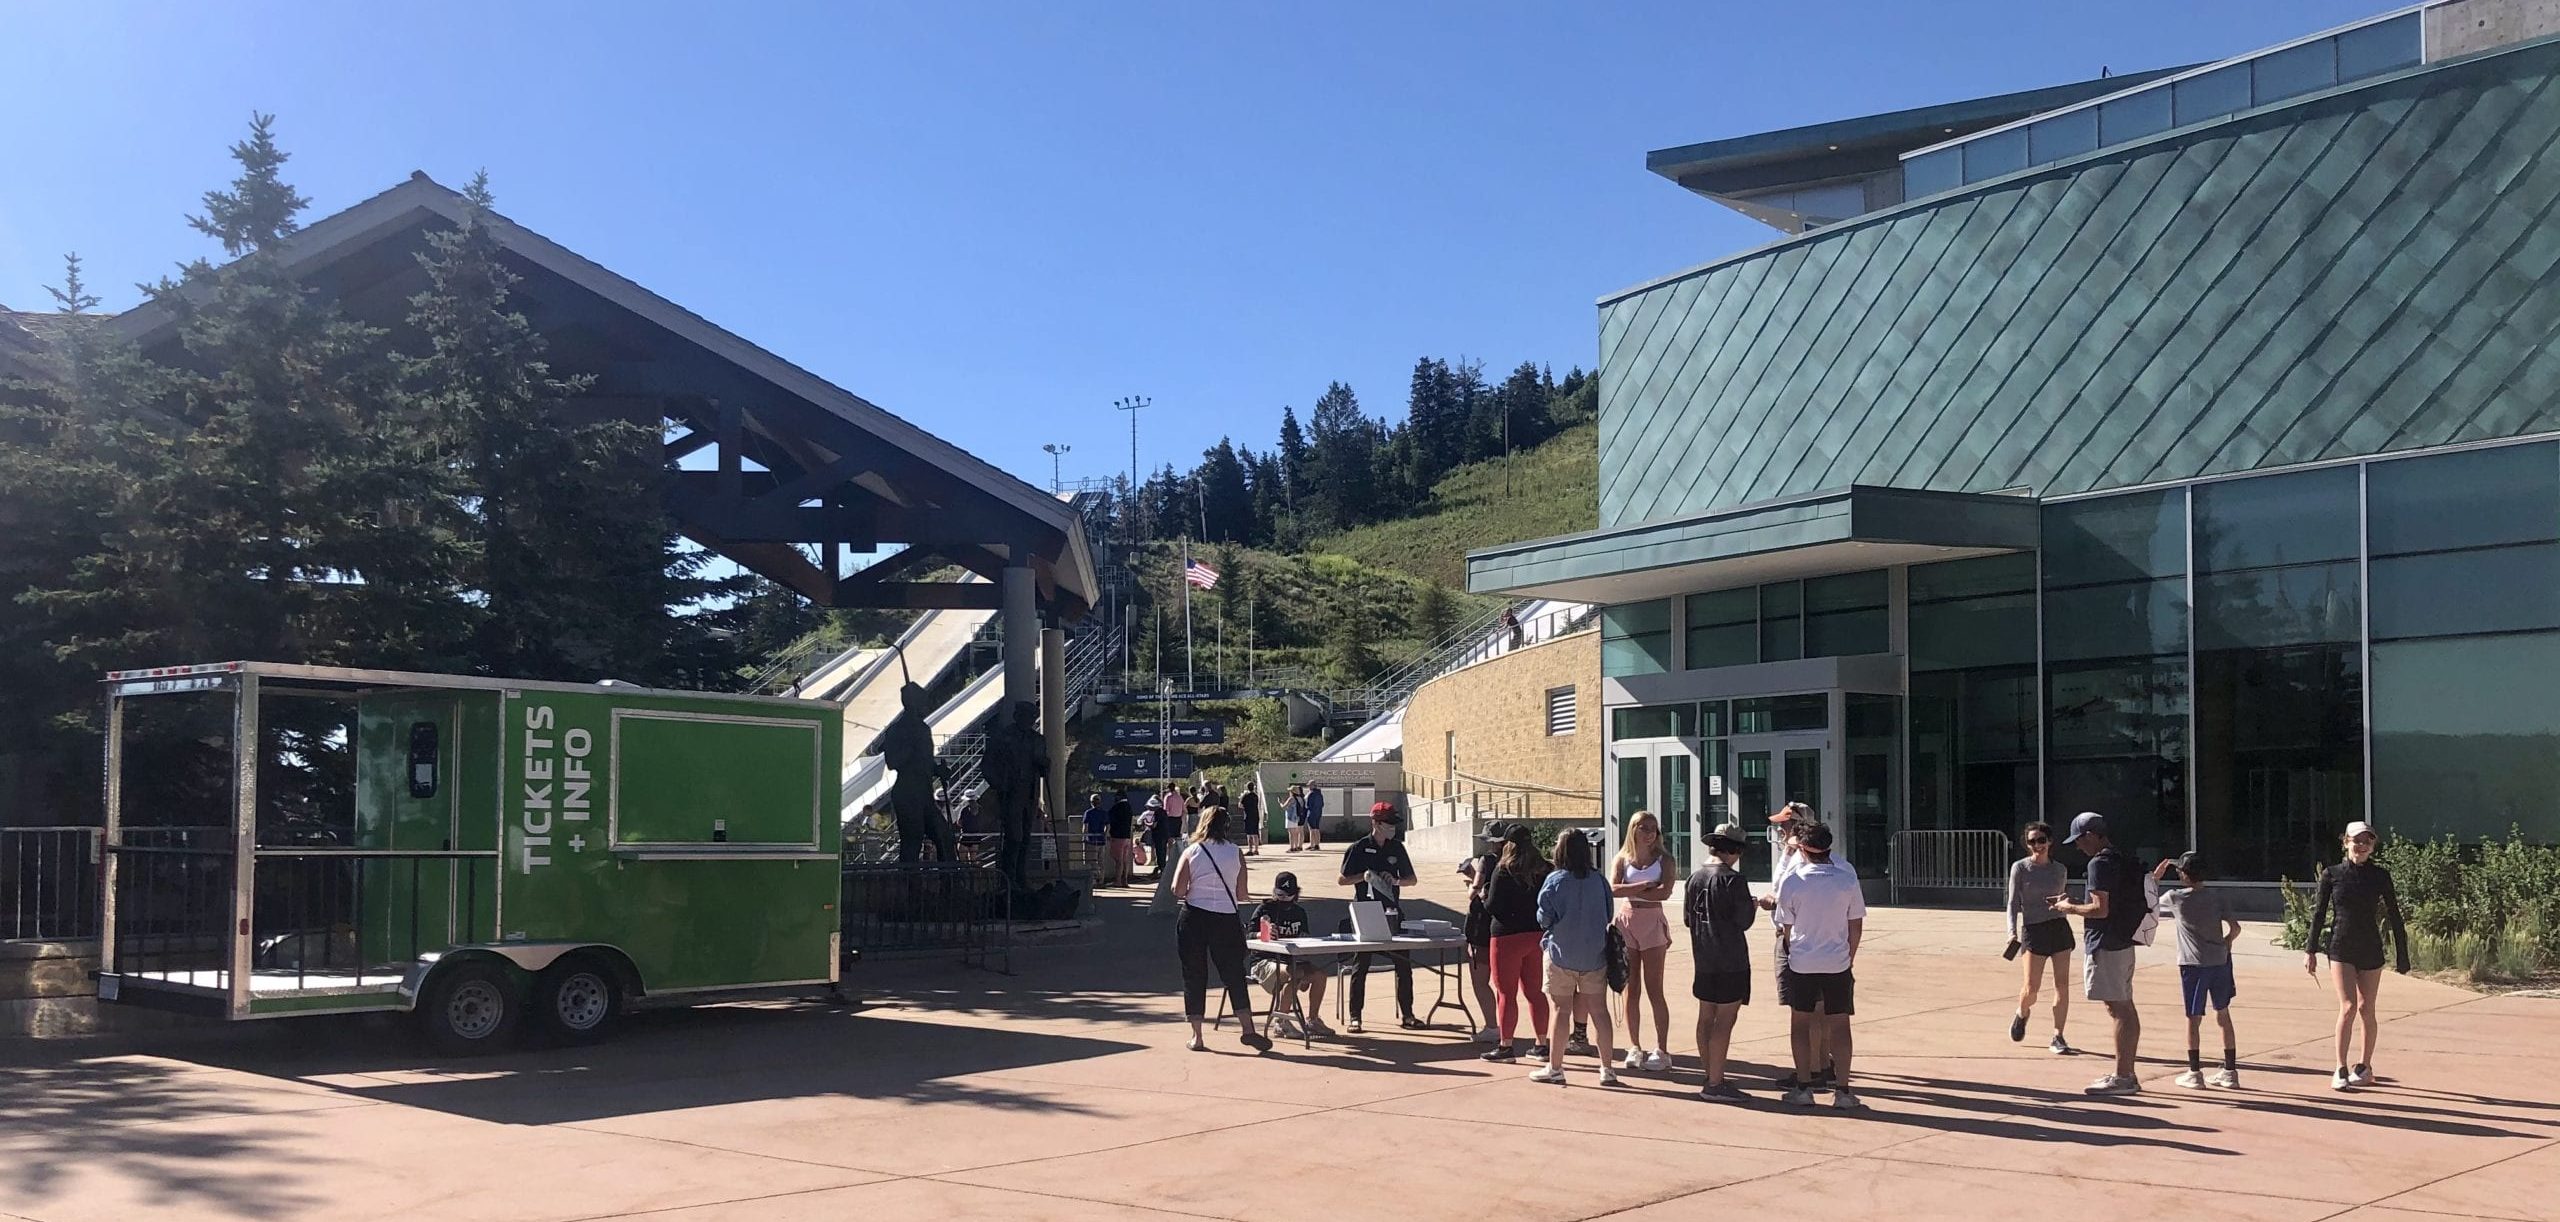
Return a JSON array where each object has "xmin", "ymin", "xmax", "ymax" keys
[
  {"xmin": 561, "ymin": 729, "xmax": 593, "ymax": 821},
  {"xmin": 520, "ymin": 704, "xmax": 558, "ymax": 873}
]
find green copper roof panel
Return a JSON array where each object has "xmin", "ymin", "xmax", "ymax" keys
[{"xmin": 1593, "ymin": 37, "xmax": 2560, "ymax": 528}]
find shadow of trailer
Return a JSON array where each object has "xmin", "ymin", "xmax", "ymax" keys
[{"xmin": 94, "ymin": 662, "xmax": 849, "ymax": 1054}]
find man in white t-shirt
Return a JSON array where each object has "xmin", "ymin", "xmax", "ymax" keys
[{"xmin": 1772, "ymin": 823, "xmax": 1866, "ymax": 1110}]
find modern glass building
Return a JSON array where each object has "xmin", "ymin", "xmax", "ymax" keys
[{"xmin": 1470, "ymin": 1, "xmax": 2560, "ymax": 889}]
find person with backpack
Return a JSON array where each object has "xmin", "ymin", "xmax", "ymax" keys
[
  {"xmin": 2046, "ymin": 812, "xmax": 2145, "ymax": 1096},
  {"xmin": 1530, "ymin": 825, "xmax": 1620, "ymax": 1086},
  {"xmin": 1686, "ymin": 822, "xmax": 1756, "ymax": 1100}
]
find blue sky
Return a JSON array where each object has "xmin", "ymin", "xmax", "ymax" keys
[{"xmin": 1, "ymin": 1, "xmax": 2387, "ymax": 491}]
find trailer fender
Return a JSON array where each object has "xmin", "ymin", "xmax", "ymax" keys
[{"xmin": 401, "ymin": 944, "xmax": 639, "ymax": 1006}]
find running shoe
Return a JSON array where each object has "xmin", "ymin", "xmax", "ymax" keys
[
  {"xmin": 1480, "ymin": 1044, "xmax": 1520, "ymax": 1063},
  {"xmin": 1400, "ymin": 1014, "xmax": 1429, "ymax": 1031},
  {"xmin": 1832, "ymin": 1087, "xmax": 1867, "ymax": 1110},
  {"xmin": 1242, "ymin": 1030, "xmax": 1272, "ymax": 1052},
  {"xmin": 1598, "ymin": 1069, "xmax": 1624, "ymax": 1088},
  {"xmin": 1529, "ymin": 1065, "xmax": 1566, "ymax": 1085},
  {"xmin": 2175, "ymin": 1069, "xmax": 2206, "ymax": 1089},
  {"xmin": 1644, "ymin": 1049, "xmax": 1671, "ymax": 1073},
  {"xmin": 2331, "ymin": 1068, "xmax": 2354, "ymax": 1091},
  {"xmin": 1782, "ymin": 1084, "xmax": 1817, "ymax": 1107},
  {"xmin": 1527, "ymin": 1042, "xmax": 1550, "ymax": 1060},
  {"xmin": 2010, "ymin": 1012, "xmax": 2028, "ymax": 1043},
  {"xmin": 1620, "ymin": 1048, "xmax": 1645, "ymax": 1070},
  {"xmin": 1305, "ymin": 1018, "xmax": 1335, "ymax": 1038},
  {"xmin": 1699, "ymin": 1082, "xmax": 1748, "ymax": 1102},
  {"xmin": 2350, "ymin": 1063, "xmax": 2375, "ymax": 1086},
  {"xmin": 2207, "ymin": 1068, "xmax": 2240, "ymax": 1089},
  {"xmin": 1567, "ymin": 1031, "xmax": 1595, "ymax": 1056},
  {"xmin": 2048, "ymin": 1034, "xmax": 2075, "ymax": 1056},
  {"xmin": 1347, "ymin": 1018, "xmax": 1363, "ymax": 1035},
  {"xmin": 2084, "ymin": 1074, "xmax": 2141, "ymax": 1096}
]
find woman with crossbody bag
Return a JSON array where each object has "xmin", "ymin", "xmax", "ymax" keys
[{"xmin": 1173, "ymin": 806, "xmax": 1271, "ymax": 1052}]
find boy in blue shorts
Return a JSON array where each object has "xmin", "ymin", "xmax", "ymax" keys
[{"xmin": 2154, "ymin": 852, "xmax": 2243, "ymax": 1088}]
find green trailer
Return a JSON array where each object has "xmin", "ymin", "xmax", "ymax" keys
[{"xmin": 95, "ymin": 661, "xmax": 845, "ymax": 1053}]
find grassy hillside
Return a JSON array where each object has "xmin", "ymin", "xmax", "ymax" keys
[{"xmin": 1314, "ymin": 420, "xmax": 1598, "ymax": 587}]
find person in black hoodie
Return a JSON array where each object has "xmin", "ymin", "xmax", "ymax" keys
[{"xmin": 1687, "ymin": 822, "xmax": 1758, "ymax": 1100}]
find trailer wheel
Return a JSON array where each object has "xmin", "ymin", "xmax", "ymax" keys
[
  {"xmin": 419, "ymin": 960, "xmax": 520, "ymax": 1056},
  {"xmin": 533, "ymin": 955, "xmax": 620, "ymax": 1044}
]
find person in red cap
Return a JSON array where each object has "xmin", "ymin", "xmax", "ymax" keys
[{"xmin": 1337, "ymin": 802, "xmax": 1421, "ymax": 1032}]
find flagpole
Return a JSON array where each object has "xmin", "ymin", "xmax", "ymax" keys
[
  {"xmin": 1247, "ymin": 583, "xmax": 1255, "ymax": 685},
  {"xmin": 1182, "ymin": 540, "xmax": 1196, "ymax": 693}
]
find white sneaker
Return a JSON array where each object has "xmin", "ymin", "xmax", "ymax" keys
[
  {"xmin": 1832, "ymin": 1087, "xmax": 1867, "ymax": 1110},
  {"xmin": 2349, "ymin": 1063, "xmax": 2375, "ymax": 1086},
  {"xmin": 1618, "ymin": 1048, "xmax": 1644, "ymax": 1070},
  {"xmin": 2175, "ymin": 1069, "xmax": 2206, "ymax": 1089},
  {"xmin": 2208, "ymin": 1068, "xmax": 2240, "ymax": 1089},
  {"xmin": 2084, "ymin": 1074, "xmax": 2140, "ymax": 1096},
  {"xmin": 1529, "ymin": 1065, "xmax": 1566, "ymax": 1085},
  {"xmin": 1782, "ymin": 1084, "xmax": 1817, "ymax": 1106},
  {"xmin": 2048, "ymin": 1034, "xmax": 2075, "ymax": 1056},
  {"xmin": 2331, "ymin": 1068, "xmax": 2354, "ymax": 1091},
  {"xmin": 1643, "ymin": 1049, "xmax": 1671, "ymax": 1073},
  {"xmin": 1598, "ymin": 1068, "xmax": 1624, "ymax": 1087}
]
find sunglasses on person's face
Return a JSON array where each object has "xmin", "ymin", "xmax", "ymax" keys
[{"xmin": 2025, "ymin": 837, "xmax": 2050, "ymax": 846}]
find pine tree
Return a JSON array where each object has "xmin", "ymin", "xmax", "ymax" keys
[
  {"xmin": 1275, "ymin": 404, "xmax": 1310, "ymax": 511},
  {"xmin": 1196, "ymin": 438, "xmax": 1252, "ymax": 543},
  {"xmin": 1306, "ymin": 381, "xmax": 1373, "ymax": 531},
  {"xmin": 1413, "ymin": 581, "xmax": 1455, "ymax": 644}
]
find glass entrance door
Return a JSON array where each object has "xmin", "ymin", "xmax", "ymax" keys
[
  {"xmin": 1608, "ymin": 739, "xmax": 1701, "ymax": 871},
  {"xmin": 1728, "ymin": 731, "xmax": 1828, "ymax": 881}
]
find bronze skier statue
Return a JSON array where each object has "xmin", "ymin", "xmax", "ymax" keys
[
  {"xmin": 982, "ymin": 699, "xmax": 1050, "ymax": 891},
  {"xmin": 879, "ymin": 682, "xmax": 954, "ymax": 863}
]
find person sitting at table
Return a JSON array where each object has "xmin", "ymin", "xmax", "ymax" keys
[
  {"xmin": 1337, "ymin": 803, "xmax": 1421, "ymax": 1034},
  {"xmin": 1247, "ymin": 871, "xmax": 1332, "ymax": 1038}
]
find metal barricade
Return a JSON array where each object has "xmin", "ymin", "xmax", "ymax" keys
[
  {"xmin": 839, "ymin": 862, "xmax": 1013, "ymax": 972},
  {"xmin": 1890, "ymin": 830, "xmax": 2014, "ymax": 899},
  {"xmin": 1, "ymin": 826, "xmax": 104, "ymax": 943}
]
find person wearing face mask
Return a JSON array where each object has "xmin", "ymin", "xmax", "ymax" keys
[{"xmin": 2306, "ymin": 821, "xmax": 2409, "ymax": 1091}]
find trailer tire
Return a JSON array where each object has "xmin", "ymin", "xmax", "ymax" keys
[
  {"xmin": 418, "ymin": 960, "xmax": 520, "ymax": 1056},
  {"xmin": 533, "ymin": 954, "xmax": 620, "ymax": 1045}
]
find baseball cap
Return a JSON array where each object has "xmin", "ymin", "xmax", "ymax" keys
[
  {"xmin": 1273, "ymin": 871, "xmax": 1300, "ymax": 897},
  {"xmin": 2067, "ymin": 811, "xmax": 2109, "ymax": 841},
  {"xmin": 1769, "ymin": 803, "xmax": 1802, "ymax": 825},
  {"xmin": 1705, "ymin": 822, "xmax": 1749, "ymax": 854},
  {"xmin": 1370, "ymin": 803, "xmax": 1401, "ymax": 824},
  {"xmin": 2343, "ymin": 820, "xmax": 2376, "ymax": 840}
]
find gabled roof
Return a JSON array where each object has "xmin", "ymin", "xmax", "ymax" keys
[{"xmin": 104, "ymin": 173, "xmax": 1097, "ymax": 616}]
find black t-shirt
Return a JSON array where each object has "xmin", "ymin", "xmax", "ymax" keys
[
  {"xmin": 2084, "ymin": 848, "xmax": 2145, "ymax": 954},
  {"xmin": 1340, "ymin": 837, "xmax": 1415, "ymax": 916},
  {"xmin": 1240, "ymin": 790, "xmax": 1261, "ymax": 818},
  {"xmin": 1106, "ymin": 801, "xmax": 1133, "ymax": 839}
]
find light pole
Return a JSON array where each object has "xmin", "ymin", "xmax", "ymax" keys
[
  {"xmin": 1041, "ymin": 442, "xmax": 1071, "ymax": 493},
  {"xmin": 1114, "ymin": 395, "xmax": 1147, "ymax": 496}
]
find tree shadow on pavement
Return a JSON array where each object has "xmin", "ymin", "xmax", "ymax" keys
[{"xmin": 0, "ymin": 1052, "xmax": 331, "ymax": 1219}]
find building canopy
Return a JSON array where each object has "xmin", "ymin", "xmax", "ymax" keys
[{"xmin": 106, "ymin": 173, "xmax": 1097, "ymax": 619}]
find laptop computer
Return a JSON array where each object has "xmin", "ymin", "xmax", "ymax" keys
[{"xmin": 1348, "ymin": 900, "xmax": 1394, "ymax": 942}]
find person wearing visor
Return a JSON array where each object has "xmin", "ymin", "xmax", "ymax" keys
[{"xmin": 2307, "ymin": 820, "xmax": 2409, "ymax": 1090}]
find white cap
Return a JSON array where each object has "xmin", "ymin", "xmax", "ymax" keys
[{"xmin": 2343, "ymin": 821, "xmax": 2376, "ymax": 839}]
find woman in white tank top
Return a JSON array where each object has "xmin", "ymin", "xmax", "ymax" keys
[
  {"xmin": 1611, "ymin": 810, "xmax": 1677, "ymax": 1072},
  {"xmin": 1172, "ymin": 806, "xmax": 1268, "ymax": 1052}
]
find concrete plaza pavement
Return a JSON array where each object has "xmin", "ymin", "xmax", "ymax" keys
[{"xmin": 1, "ymin": 861, "xmax": 2553, "ymax": 1221}]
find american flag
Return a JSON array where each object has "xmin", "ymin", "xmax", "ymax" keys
[{"xmin": 1183, "ymin": 558, "xmax": 1220, "ymax": 590}]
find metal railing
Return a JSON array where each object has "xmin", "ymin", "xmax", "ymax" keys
[
  {"xmin": 2, "ymin": 827, "xmax": 103, "ymax": 943},
  {"xmin": 104, "ymin": 842, "xmax": 234, "ymax": 988},
  {"xmin": 250, "ymin": 849, "xmax": 500, "ymax": 991},
  {"xmin": 839, "ymin": 862, "xmax": 1013, "ymax": 972},
  {"xmin": 1890, "ymin": 830, "xmax": 2014, "ymax": 895},
  {"xmin": 743, "ymin": 633, "xmax": 839, "ymax": 696}
]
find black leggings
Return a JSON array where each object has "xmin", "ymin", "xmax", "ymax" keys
[{"xmin": 1177, "ymin": 904, "xmax": 1252, "ymax": 1021}]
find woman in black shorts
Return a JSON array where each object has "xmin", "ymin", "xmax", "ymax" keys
[
  {"xmin": 1686, "ymin": 823, "xmax": 1757, "ymax": 1100},
  {"xmin": 2005, "ymin": 821, "xmax": 2076, "ymax": 1054},
  {"xmin": 2306, "ymin": 820, "xmax": 2408, "ymax": 1091}
]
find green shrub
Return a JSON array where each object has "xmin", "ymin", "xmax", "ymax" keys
[
  {"xmin": 2370, "ymin": 827, "xmax": 2560, "ymax": 978},
  {"xmin": 2276, "ymin": 876, "xmax": 2313, "ymax": 951}
]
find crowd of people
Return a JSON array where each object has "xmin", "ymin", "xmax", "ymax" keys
[{"xmin": 1155, "ymin": 791, "xmax": 2417, "ymax": 1107}]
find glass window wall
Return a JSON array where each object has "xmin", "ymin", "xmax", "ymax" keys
[
  {"xmin": 2367, "ymin": 443, "xmax": 2560, "ymax": 846},
  {"xmin": 1602, "ymin": 599, "xmax": 1674, "ymax": 677},
  {"xmin": 1909, "ymin": 553, "xmax": 2038, "ymax": 834},
  {"xmin": 1759, "ymin": 581, "xmax": 1804, "ymax": 662},
  {"xmin": 2191, "ymin": 467, "xmax": 2363, "ymax": 881},
  {"xmin": 2044, "ymin": 490, "xmax": 2189, "ymax": 860},
  {"xmin": 1805, "ymin": 570, "xmax": 1890, "ymax": 657},
  {"xmin": 1684, "ymin": 588, "xmax": 1759, "ymax": 669}
]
